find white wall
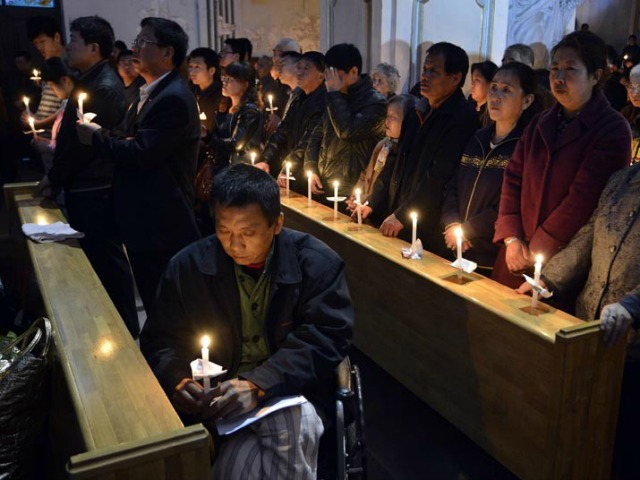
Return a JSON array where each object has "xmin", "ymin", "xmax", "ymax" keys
[
  {"xmin": 234, "ymin": 0, "xmax": 320, "ymax": 56},
  {"xmin": 63, "ymin": 0, "xmax": 202, "ymax": 50}
]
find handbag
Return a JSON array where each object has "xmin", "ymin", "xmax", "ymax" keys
[{"xmin": 0, "ymin": 318, "xmax": 52, "ymax": 480}]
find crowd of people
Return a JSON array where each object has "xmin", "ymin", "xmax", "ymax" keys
[{"xmin": 3, "ymin": 12, "xmax": 640, "ymax": 479}]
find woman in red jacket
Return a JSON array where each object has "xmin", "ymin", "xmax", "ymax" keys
[{"xmin": 493, "ymin": 31, "xmax": 631, "ymax": 289}]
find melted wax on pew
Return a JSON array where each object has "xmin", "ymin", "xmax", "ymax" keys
[
  {"xmin": 401, "ymin": 212, "xmax": 423, "ymax": 259},
  {"xmin": 449, "ymin": 226, "xmax": 477, "ymax": 275}
]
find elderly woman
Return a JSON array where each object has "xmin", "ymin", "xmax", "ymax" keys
[
  {"xmin": 469, "ymin": 61, "xmax": 498, "ymax": 127},
  {"xmin": 622, "ymin": 64, "xmax": 640, "ymax": 163},
  {"xmin": 371, "ymin": 62, "xmax": 400, "ymax": 99},
  {"xmin": 492, "ymin": 31, "xmax": 631, "ymax": 288},
  {"xmin": 517, "ymin": 164, "xmax": 640, "ymax": 479}
]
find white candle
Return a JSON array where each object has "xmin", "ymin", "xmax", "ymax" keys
[
  {"xmin": 333, "ymin": 181, "xmax": 339, "ymax": 221},
  {"xmin": 32, "ymin": 69, "xmax": 40, "ymax": 80},
  {"xmin": 285, "ymin": 162, "xmax": 291, "ymax": 196},
  {"xmin": 28, "ymin": 117, "xmax": 37, "ymax": 140},
  {"xmin": 250, "ymin": 151, "xmax": 256, "ymax": 165},
  {"xmin": 307, "ymin": 171, "xmax": 313, "ymax": 207},
  {"xmin": 201, "ymin": 335, "xmax": 210, "ymax": 393},
  {"xmin": 532, "ymin": 254, "xmax": 543, "ymax": 309},
  {"xmin": 78, "ymin": 92, "xmax": 87, "ymax": 117},
  {"xmin": 356, "ymin": 189, "xmax": 362, "ymax": 227},
  {"xmin": 455, "ymin": 226, "xmax": 463, "ymax": 279},
  {"xmin": 23, "ymin": 96, "xmax": 32, "ymax": 116},
  {"xmin": 410, "ymin": 212, "xmax": 418, "ymax": 246},
  {"xmin": 268, "ymin": 94, "xmax": 274, "ymax": 112}
]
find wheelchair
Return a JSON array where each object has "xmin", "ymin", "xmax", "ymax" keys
[{"xmin": 334, "ymin": 356, "xmax": 367, "ymax": 480}]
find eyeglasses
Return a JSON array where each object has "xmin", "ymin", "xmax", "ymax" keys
[{"xmin": 131, "ymin": 37, "xmax": 163, "ymax": 49}]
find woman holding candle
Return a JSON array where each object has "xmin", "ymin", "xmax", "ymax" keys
[
  {"xmin": 493, "ymin": 31, "xmax": 631, "ymax": 288},
  {"xmin": 441, "ymin": 62, "xmax": 539, "ymax": 275},
  {"xmin": 516, "ymin": 163, "xmax": 640, "ymax": 479},
  {"xmin": 207, "ymin": 62, "xmax": 262, "ymax": 169}
]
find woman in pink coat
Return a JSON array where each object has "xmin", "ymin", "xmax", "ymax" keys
[{"xmin": 493, "ymin": 31, "xmax": 631, "ymax": 288}]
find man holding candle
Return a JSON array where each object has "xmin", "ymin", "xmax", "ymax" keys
[
  {"xmin": 141, "ymin": 164, "xmax": 353, "ymax": 478},
  {"xmin": 38, "ymin": 16, "xmax": 140, "ymax": 337},
  {"xmin": 304, "ymin": 43, "xmax": 386, "ymax": 205},
  {"xmin": 76, "ymin": 17, "xmax": 201, "ymax": 316}
]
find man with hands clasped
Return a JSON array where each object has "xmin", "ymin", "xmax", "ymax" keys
[{"xmin": 141, "ymin": 164, "xmax": 353, "ymax": 479}]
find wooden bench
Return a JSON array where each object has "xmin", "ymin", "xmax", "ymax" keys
[
  {"xmin": 4, "ymin": 183, "xmax": 210, "ymax": 480},
  {"xmin": 281, "ymin": 191, "xmax": 626, "ymax": 480}
]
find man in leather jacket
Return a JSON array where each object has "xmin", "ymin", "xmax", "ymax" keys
[{"xmin": 305, "ymin": 43, "xmax": 386, "ymax": 202}]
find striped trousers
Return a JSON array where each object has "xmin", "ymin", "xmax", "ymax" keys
[{"xmin": 212, "ymin": 400, "xmax": 324, "ymax": 479}]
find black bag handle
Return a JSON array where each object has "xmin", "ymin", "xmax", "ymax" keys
[{"xmin": 0, "ymin": 318, "xmax": 52, "ymax": 378}]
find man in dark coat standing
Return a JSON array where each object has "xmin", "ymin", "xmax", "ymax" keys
[
  {"xmin": 38, "ymin": 16, "xmax": 139, "ymax": 336},
  {"xmin": 366, "ymin": 42, "xmax": 479, "ymax": 257},
  {"xmin": 77, "ymin": 17, "xmax": 201, "ymax": 314},
  {"xmin": 305, "ymin": 43, "xmax": 387, "ymax": 201},
  {"xmin": 140, "ymin": 164, "xmax": 353, "ymax": 478}
]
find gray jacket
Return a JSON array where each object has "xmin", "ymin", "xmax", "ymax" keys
[{"xmin": 543, "ymin": 164, "xmax": 640, "ymax": 325}]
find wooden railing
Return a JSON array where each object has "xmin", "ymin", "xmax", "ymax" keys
[
  {"xmin": 4, "ymin": 183, "xmax": 210, "ymax": 480},
  {"xmin": 281, "ymin": 190, "xmax": 626, "ymax": 480}
]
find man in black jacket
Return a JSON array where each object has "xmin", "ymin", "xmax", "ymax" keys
[
  {"xmin": 140, "ymin": 164, "xmax": 353, "ymax": 477},
  {"xmin": 77, "ymin": 17, "xmax": 201, "ymax": 315},
  {"xmin": 305, "ymin": 43, "xmax": 386, "ymax": 201},
  {"xmin": 365, "ymin": 42, "xmax": 479, "ymax": 257},
  {"xmin": 38, "ymin": 16, "xmax": 139, "ymax": 336},
  {"xmin": 262, "ymin": 51, "xmax": 327, "ymax": 188}
]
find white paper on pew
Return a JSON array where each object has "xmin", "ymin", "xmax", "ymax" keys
[
  {"xmin": 450, "ymin": 258, "xmax": 478, "ymax": 274},
  {"xmin": 76, "ymin": 110, "xmax": 97, "ymax": 123},
  {"xmin": 190, "ymin": 359, "xmax": 227, "ymax": 380},
  {"xmin": 22, "ymin": 221, "xmax": 85, "ymax": 243},
  {"xmin": 216, "ymin": 395, "xmax": 308, "ymax": 436},
  {"xmin": 522, "ymin": 274, "xmax": 554, "ymax": 298},
  {"xmin": 401, "ymin": 239, "xmax": 423, "ymax": 260}
]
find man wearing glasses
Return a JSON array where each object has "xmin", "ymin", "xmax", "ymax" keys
[{"xmin": 76, "ymin": 17, "xmax": 201, "ymax": 317}]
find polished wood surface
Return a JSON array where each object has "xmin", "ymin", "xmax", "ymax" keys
[
  {"xmin": 281, "ymin": 191, "xmax": 626, "ymax": 480},
  {"xmin": 4, "ymin": 185, "xmax": 210, "ymax": 479}
]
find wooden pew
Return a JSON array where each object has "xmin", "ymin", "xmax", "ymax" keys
[
  {"xmin": 3, "ymin": 184, "xmax": 210, "ymax": 480},
  {"xmin": 281, "ymin": 191, "xmax": 626, "ymax": 480}
]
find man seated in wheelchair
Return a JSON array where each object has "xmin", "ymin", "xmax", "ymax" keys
[{"xmin": 141, "ymin": 163, "xmax": 354, "ymax": 478}]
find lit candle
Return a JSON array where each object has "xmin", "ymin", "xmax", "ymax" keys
[
  {"xmin": 201, "ymin": 335, "xmax": 210, "ymax": 393},
  {"xmin": 23, "ymin": 96, "xmax": 32, "ymax": 116},
  {"xmin": 32, "ymin": 69, "xmax": 41, "ymax": 80},
  {"xmin": 28, "ymin": 117, "xmax": 37, "ymax": 140},
  {"xmin": 250, "ymin": 151, "xmax": 256, "ymax": 165},
  {"xmin": 285, "ymin": 162, "xmax": 291, "ymax": 196},
  {"xmin": 455, "ymin": 226, "xmax": 463, "ymax": 279},
  {"xmin": 356, "ymin": 188, "xmax": 362, "ymax": 227},
  {"xmin": 532, "ymin": 254, "xmax": 543, "ymax": 309},
  {"xmin": 307, "ymin": 171, "xmax": 313, "ymax": 207},
  {"xmin": 267, "ymin": 94, "xmax": 274, "ymax": 113},
  {"xmin": 410, "ymin": 212, "xmax": 418, "ymax": 246},
  {"xmin": 78, "ymin": 92, "xmax": 87, "ymax": 118},
  {"xmin": 333, "ymin": 180, "xmax": 339, "ymax": 221}
]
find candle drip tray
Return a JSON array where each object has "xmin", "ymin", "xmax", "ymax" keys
[
  {"xmin": 520, "ymin": 304, "xmax": 551, "ymax": 316},
  {"xmin": 442, "ymin": 273, "xmax": 476, "ymax": 285}
]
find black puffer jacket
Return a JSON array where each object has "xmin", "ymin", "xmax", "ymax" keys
[
  {"xmin": 263, "ymin": 84, "xmax": 327, "ymax": 178},
  {"xmin": 305, "ymin": 75, "xmax": 386, "ymax": 197},
  {"xmin": 49, "ymin": 60, "xmax": 126, "ymax": 190}
]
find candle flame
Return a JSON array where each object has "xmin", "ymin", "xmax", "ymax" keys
[
  {"xmin": 78, "ymin": 92, "xmax": 87, "ymax": 101},
  {"xmin": 410, "ymin": 211, "xmax": 417, "ymax": 220},
  {"xmin": 454, "ymin": 226, "xmax": 463, "ymax": 239},
  {"xmin": 33, "ymin": 69, "xmax": 39, "ymax": 76},
  {"xmin": 201, "ymin": 335, "xmax": 210, "ymax": 349},
  {"xmin": 355, "ymin": 188, "xmax": 362, "ymax": 195},
  {"xmin": 333, "ymin": 180, "xmax": 339, "ymax": 187},
  {"xmin": 307, "ymin": 171, "xmax": 313, "ymax": 179},
  {"xmin": 535, "ymin": 254, "xmax": 543, "ymax": 264},
  {"xmin": 285, "ymin": 161, "xmax": 291, "ymax": 169},
  {"xmin": 268, "ymin": 94, "xmax": 273, "ymax": 102},
  {"xmin": 23, "ymin": 96, "xmax": 29, "ymax": 106}
]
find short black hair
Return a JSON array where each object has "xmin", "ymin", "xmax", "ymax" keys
[
  {"xmin": 26, "ymin": 15, "xmax": 62, "ymax": 42},
  {"xmin": 117, "ymin": 49, "xmax": 134, "ymax": 63},
  {"xmin": 41, "ymin": 57, "xmax": 76, "ymax": 83},
  {"xmin": 427, "ymin": 42, "xmax": 470, "ymax": 89},
  {"xmin": 630, "ymin": 34, "xmax": 637, "ymax": 41},
  {"xmin": 14, "ymin": 50, "xmax": 32, "ymax": 61},
  {"xmin": 471, "ymin": 60, "xmax": 498, "ymax": 83},
  {"xmin": 69, "ymin": 16, "xmax": 115, "ymax": 59},
  {"xmin": 114, "ymin": 40, "xmax": 127, "ymax": 52},
  {"xmin": 224, "ymin": 62, "xmax": 259, "ymax": 105},
  {"xmin": 300, "ymin": 51, "xmax": 325, "ymax": 72},
  {"xmin": 140, "ymin": 17, "xmax": 188, "ymax": 67},
  {"xmin": 224, "ymin": 38, "xmax": 249, "ymax": 61},
  {"xmin": 493, "ymin": 62, "xmax": 541, "ymax": 128},
  {"xmin": 188, "ymin": 47, "xmax": 220, "ymax": 70},
  {"xmin": 551, "ymin": 30, "xmax": 607, "ymax": 86},
  {"xmin": 325, "ymin": 43, "xmax": 362, "ymax": 75},
  {"xmin": 237, "ymin": 38, "xmax": 253, "ymax": 61},
  {"xmin": 281, "ymin": 51, "xmax": 302, "ymax": 62},
  {"xmin": 210, "ymin": 164, "xmax": 281, "ymax": 226}
]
